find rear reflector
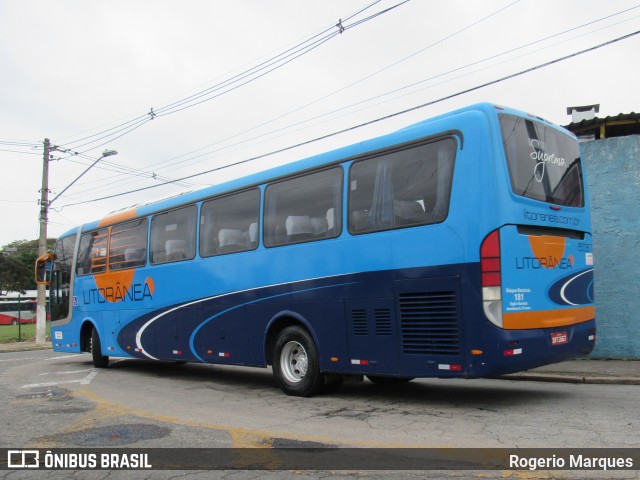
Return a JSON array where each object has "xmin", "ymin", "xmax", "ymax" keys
[
  {"xmin": 351, "ymin": 359, "xmax": 369, "ymax": 365},
  {"xmin": 438, "ymin": 364, "xmax": 462, "ymax": 371},
  {"xmin": 504, "ymin": 348, "xmax": 523, "ymax": 356}
]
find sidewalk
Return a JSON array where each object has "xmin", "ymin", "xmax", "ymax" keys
[
  {"xmin": 1, "ymin": 341, "xmax": 638, "ymax": 385},
  {"xmin": 0, "ymin": 340, "xmax": 52, "ymax": 353},
  {"xmin": 501, "ymin": 358, "xmax": 640, "ymax": 385}
]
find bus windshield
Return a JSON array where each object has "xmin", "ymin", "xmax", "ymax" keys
[{"xmin": 500, "ymin": 114, "xmax": 584, "ymax": 207}]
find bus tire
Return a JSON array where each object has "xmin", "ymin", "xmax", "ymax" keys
[
  {"xmin": 273, "ymin": 326, "xmax": 324, "ymax": 397},
  {"xmin": 367, "ymin": 375, "xmax": 414, "ymax": 385},
  {"xmin": 11, "ymin": 319, "xmax": 17, "ymax": 325},
  {"xmin": 91, "ymin": 327, "xmax": 109, "ymax": 369}
]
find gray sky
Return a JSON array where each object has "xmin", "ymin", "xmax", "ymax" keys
[{"xmin": 1, "ymin": 0, "xmax": 639, "ymax": 247}]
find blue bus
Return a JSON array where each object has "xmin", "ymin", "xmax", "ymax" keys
[{"xmin": 38, "ymin": 103, "xmax": 595, "ymax": 396}]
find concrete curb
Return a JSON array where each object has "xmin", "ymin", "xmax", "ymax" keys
[
  {"xmin": 500, "ymin": 372, "xmax": 640, "ymax": 386},
  {"xmin": 0, "ymin": 342, "xmax": 51, "ymax": 353}
]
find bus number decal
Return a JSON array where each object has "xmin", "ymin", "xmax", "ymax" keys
[{"xmin": 505, "ymin": 287, "xmax": 531, "ymax": 312}]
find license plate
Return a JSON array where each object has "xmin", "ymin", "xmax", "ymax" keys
[{"xmin": 551, "ymin": 331, "xmax": 568, "ymax": 345}]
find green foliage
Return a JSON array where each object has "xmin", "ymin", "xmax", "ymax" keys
[
  {"xmin": 0, "ymin": 238, "xmax": 56, "ymax": 293},
  {"xmin": 0, "ymin": 322, "xmax": 51, "ymax": 343}
]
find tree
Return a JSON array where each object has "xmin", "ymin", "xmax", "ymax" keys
[
  {"xmin": 0, "ymin": 238, "xmax": 56, "ymax": 293},
  {"xmin": 0, "ymin": 252, "xmax": 28, "ymax": 294}
]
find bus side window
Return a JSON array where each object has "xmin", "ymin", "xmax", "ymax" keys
[
  {"xmin": 76, "ymin": 228, "xmax": 109, "ymax": 276},
  {"xmin": 348, "ymin": 138, "xmax": 456, "ymax": 234},
  {"xmin": 264, "ymin": 167, "xmax": 343, "ymax": 248},
  {"xmin": 200, "ymin": 189, "xmax": 260, "ymax": 257},
  {"xmin": 109, "ymin": 218, "xmax": 148, "ymax": 270},
  {"xmin": 151, "ymin": 205, "xmax": 197, "ymax": 265}
]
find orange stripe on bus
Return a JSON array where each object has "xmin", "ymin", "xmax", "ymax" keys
[
  {"xmin": 503, "ymin": 306, "xmax": 595, "ymax": 330},
  {"xmin": 98, "ymin": 209, "xmax": 137, "ymax": 227}
]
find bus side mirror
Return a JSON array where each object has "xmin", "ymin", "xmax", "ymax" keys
[{"xmin": 35, "ymin": 253, "xmax": 55, "ymax": 286}]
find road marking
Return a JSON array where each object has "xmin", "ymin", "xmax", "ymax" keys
[
  {"xmin": 80, "ymin": 369, "xmax": 99, "ymax": 385},
  {"xmin": 38, "ymin": 369, "xmax": 93, "ymax": 376},
  {"xmin": 21, "ymin": 379, "xmax": 83, "ymax": 389},
  {"xmin": 0, "ymin": 356, "xmax": 41, "ymax": 363},
  {"xmin": 21, "ymin": 369, "xmax": 99, "ymax": 389},
  {"xmin": 0, "ymin": 354, "xmax": 80, "ymax": 363},
  {"xmin": 45, "ymin": 354, "xmax": 86, "ymax": 361}
]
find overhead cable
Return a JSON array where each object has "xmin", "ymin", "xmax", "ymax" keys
[
  {"xmin": 55, "ymin": 0, "xmax": 408, "ymax": 155},
  {"xmin": 59, "ymin": 29, "xmax": 640, "ymax": 209},
  {"xmin": 108, "ymin": 0, "xmax": 521, "ymax": 177},
  {"xmin": 129, "ymin": 3, "xmax": 638, "ymax": 178}
]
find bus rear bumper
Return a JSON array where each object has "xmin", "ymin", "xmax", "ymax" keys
[{"xmin": 469, "ymin": 319, "xmax": 597, "ymax": 378}]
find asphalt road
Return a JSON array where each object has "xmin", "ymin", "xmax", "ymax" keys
[{"xmin": 1, "ymin": 349, "xmax": 639, "ymax": 479}]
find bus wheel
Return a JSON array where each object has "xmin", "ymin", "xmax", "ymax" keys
[
  {"xmin": 273, "ymin": 326, "xmax": 324, "ymax": 397},
  {"xmin": 367, "ymin": 375, "xmax": 414, "ymax": 385},
  {"xmin": 11, "ymin": 319, "xmax": 17, "ymax": 325},
  {"xmin": 91, "ymin": 327, "xmax": 109, "ymax": 369}
]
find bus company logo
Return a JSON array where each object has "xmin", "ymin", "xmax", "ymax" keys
[
  {"xmin": 83, "ymin": 281, "xmax": 153, "ymax": 305},
  {"xmin": 516, "ymin": 234, "xmax": 575, "ymax": 270},
  {"xmin": 89, "ymin": 270, "xmax": 155, "ymax": 304},
  {"xmin": 516, "ymin": 255, "xmax": 574, "ymax": 270}
]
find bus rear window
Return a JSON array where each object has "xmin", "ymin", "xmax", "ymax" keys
[{"xmin": 500, "ymin": 114, "xmax": 584, "ymax": 207}]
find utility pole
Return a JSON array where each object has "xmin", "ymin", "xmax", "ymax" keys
[
  {"xmin": 36, "ymin": 138, "xmax": 50, "ymax": 345},
  {"xmin": 34, "ymin": 141, "xmax": 117, "ymax": 345}
]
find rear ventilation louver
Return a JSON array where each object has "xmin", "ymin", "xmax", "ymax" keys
[
  {"xmin": 399, "ymin": 291, "xmax": 460, "ymax": 355},
  {"xmin": 351, "ymin": 309, "xmax": 368, "ymax": 336},
  {"xmin": 375, "ymin": 309, "xmax": 392, "ymax": 336},
  {"xmin": 351, "ymin": 308, "xmax": 393, "ymax": 336}
]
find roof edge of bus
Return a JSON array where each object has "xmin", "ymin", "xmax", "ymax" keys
[
  {"xmin": 391, "ymin": 103, "xmax": 566, "ymax": 136},
  {"xmin": 55, "ymin": 226, "xmax": 80, "ymax": 240}
]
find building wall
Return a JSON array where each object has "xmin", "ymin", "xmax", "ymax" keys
[{"xmin": 582, "ymin": 135, "xmax": 640, "ymax": 358}]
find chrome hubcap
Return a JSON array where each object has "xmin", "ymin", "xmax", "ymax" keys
[{"xmin": 280, "ymin": 341, "xmax": 308, "ymax": 383}]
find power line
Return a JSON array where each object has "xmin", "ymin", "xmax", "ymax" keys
[
  {"xmin": 108, "ymin": 0, "xmax": 521, "ymax": 178},
  {"xmin": 55, "ymin": 116, "xmax": 151, "ymax": 154},
  {"xmin": 292, "ymin": 8, "xmax": 640, "ymax": 131},
  {"xmin": 0, "ymin": 138, "xmax": 42, "ymax": 156},
  {"xmin": 145, "ymin": 1, "xmax": 409, "ymax": 118},
  {"xmin": 150, "ymin": 0, "xmax": 387, "ymax": 118},
  {"xmin": 130, "ymin": 3, "xmax": 639, "ymax": 179},
  {"xmin": 54, "ymin": 1, "xmax": 408, "ymax": 155},
  {"xmin": 0, "ymin": 148, "xmax": 41, "ymax": 156},
  {"xmin": 48, "ymin": 153, "xmax": 198, "ymax": 202},
  {"xmin": 0, "ymin": 139, "xmax": 40, "ymax": 148},
  {"xmin": 59, "ymin": 29, "xmax": 640, "ymax": 210}
]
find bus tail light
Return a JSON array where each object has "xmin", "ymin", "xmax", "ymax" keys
[{"xmin": 481, "ymin": 230, "xmax": 503, "ymax": 328}]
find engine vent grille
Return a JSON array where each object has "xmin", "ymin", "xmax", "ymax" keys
[{"xmin": 399, "ymin": 291, "xmax": 460, "ymax": 355}]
